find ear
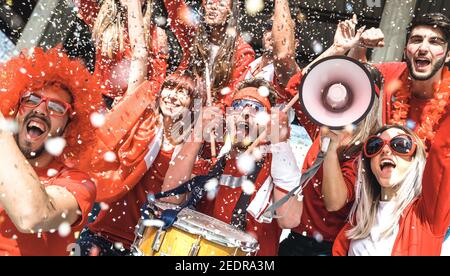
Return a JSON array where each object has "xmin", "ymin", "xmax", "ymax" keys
[{"xmin": 446, "ymin": 48, "xmax": 450, "ymax": 64}]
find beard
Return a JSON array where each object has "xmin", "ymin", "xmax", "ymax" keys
[
  {"xmin": 14, "ymin": 133, "xmax": 46, "ymax": 159},
  {"xmin": 406, "ymin": 55, "xmax": 447, "ymax": 81}
]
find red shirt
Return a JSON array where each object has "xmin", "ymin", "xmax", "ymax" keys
[
  {"xmin": 194, "ymin": 155, "xmax": 282, "ymax": 256},
  {"xmin": 285, "ymin": 72, "xmax": 358, "ymax": 242},
  {"xmin": 375, "ymin": 62, "xmax": 450, "ymax": 148},
  {"xmin": 88, "ymin": 149, "xmax": 174, "ymax": 249},
  {"xmin": 292, "ymin": 139, "xmax": 357, "ymax": 242},
  {"xmin": 333, "ymin": 114, "xmax": 450, "ymax": 256},
  {"xmin": 0, "ymin": 161, "xmax": 96, "ymax": 256}
]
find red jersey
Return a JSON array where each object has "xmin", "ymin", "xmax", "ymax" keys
[
  {"xmin": 194, "ymin": 155, "xmax": 283, "ymax": 256},
  {"xmin": 0, "ymin": 161, "xmax": 96, "ymax": 256},
  {"xmin": 88, "ymin": 149, "xmax": 174, "ymax": 249}
]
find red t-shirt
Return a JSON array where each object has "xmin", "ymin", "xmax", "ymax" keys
[
  {"xmin": 88, "ymin": 149, "xmax": 174, "ymax": 249},
  {"xmin": 291, "ymin": 139, "xmax": 358, "ymax": 242},
  {"xmin": 0, "ymin": 161, "xmax": 96, "ymax": 256},
  {"xmin": 195, "ymin": 156, "xmax": 282, "ymax": 256}
]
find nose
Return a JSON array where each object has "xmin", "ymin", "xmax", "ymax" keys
[
  {"xmin": 33, "ymin": 100, "xmax": 49, "ymax": 116},
  {"xmin": 418, "ymin": 40, "xmax": 430, "ymax": 53},
  {"xmin": 381, "ymin": 143, "xmax": 392, "ymax": 155}
]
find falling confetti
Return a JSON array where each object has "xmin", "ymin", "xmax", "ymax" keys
[
  {"xmin": 90, "ymin": 112, "xmax": 105, "ymax": 128},
  {"xmin": 245, "ymin": 0, "xmax": 264, "ymax": 16},
  {"xmin": 311, "ymin": 40, "xmax": 324, "ymax": 55},
  {"xmin": 0, "ymin": 119, "xmax": 18, "ymax": 134},
  {"xmin": 205, "ymin": 178, "xmax": 219, "ymax": 200},
  {"xmin": 99, "ymin": 202, "xmax": 110, "ymax": 211},
  {"xmin": 103, "ymin": 151, "xmax": 117, "ymax": 163},
  {"xmin": 258, "ymin": 86, "xmax": 269, "ymax": 97},
  {"xmin": 241, "ymin": 180, "xmax": 255, "ymax": 195},
  {"xmin": 221, "ymin": 87, "xmax": 231, "ymax": 96},
  {"xmin": 237, "ymin": 153, "xmax": 256, "ymax": 175},
  {"xmin": 255, "ymin": 111, "xmax": 270, "ymax": 126},
  {"xmin": 45, "ymin": 137, "xmax": 67, "ymax": 156},
  {"xmin": 47, "ymin": 168, "xmax": 59, "ymax": 177},
  {"xmin": 58, "ymin": 222, "xmax": 71, "ymax": 238}
]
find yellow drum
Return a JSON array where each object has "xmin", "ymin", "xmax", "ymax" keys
[{"xmin": 131, "ymin": 202, "xmax": 259, "ymax": 256}]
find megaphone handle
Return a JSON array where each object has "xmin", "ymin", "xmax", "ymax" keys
[{"xmin": 321, "ymin": 137, "xmax": 331, "ymax": 153}]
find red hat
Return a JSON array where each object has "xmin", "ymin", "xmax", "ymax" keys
[
  {"xmin": 231, "ymin": 87, "xmax": 273, "ymax": 112},
  {"xmin": 0, "ymin": 47, "xmax": 104, "ymax": 165}
]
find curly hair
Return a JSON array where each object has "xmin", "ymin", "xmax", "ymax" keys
[{"xmin": 0, "ymin": 47, "xmax": 104, "ymax": 165}]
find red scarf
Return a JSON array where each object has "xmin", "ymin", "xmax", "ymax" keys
[{"xmin": 389, "ymin": 68, "xmax": 450, "ymax": 147}]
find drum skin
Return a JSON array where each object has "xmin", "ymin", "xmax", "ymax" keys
[{"xmin": 137, "ymin": 227, "xmax": 252, "ymax": 256}]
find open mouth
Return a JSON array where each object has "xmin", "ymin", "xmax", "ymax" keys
[
  {"xmin": 415, "ymin": 57, "xmax": 431, "ymax": 69},
  {"xmin": 26, "ymin": 118, "xmax": 48, "ymax": 139},
  {"xmin": 380, "ymin": 158, "xmax": 397, "ymax": 172}
]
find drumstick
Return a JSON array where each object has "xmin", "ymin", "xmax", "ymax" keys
[
  {"xmin": 245, "ymin": 94, "xmax": 299, "ymax": 155},
  {"xmin": 205, "ymin": 66, "xmax": 217, "ymax": 157}
]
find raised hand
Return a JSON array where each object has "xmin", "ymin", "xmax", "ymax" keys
[{"xmin": 333, "ymin": 14, "xmax": 366, "ymax": 53}]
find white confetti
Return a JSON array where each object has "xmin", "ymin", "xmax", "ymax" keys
[
  {"xmin": 245, "ymin": 0, "xmax": 264, "ymax": 16},
  {"xmin": 103, "ymin": 151, "xmax": 117, "ymax": 163},
  {"xmin": 311, "ymin": 40, "xmax": 324, "ymax": 54},
  {"xmin": 221, "ymin": 87, "xmax": 231, "ymax": 96},
  {"xmin": 58, "ymin": 222, "xmax": 71, "ymax": 238},
  {"xmin": 255, "ymin": 111, "xmax": 270, "ymax": 126},
  {"xmin": 237, "ymin": 153, "xmax": 255, "ymax": 175},
  {"xmin": 47, "ymin": 168, "xmax": 59, "ymax": 177},
  {"xmin": 90, "ymin": 112, "xmax": 105, "ymax": 128},
  {"xmin": 45, "ymin": 137, "xmax": 67, "ymax": 156},
  {"xmin": 241, "ymin": 180, "xmax": 255, "ymax": 195},
  {"xmin": 258, "ymin": 86, "xmax": 270, "ymax": 97},
  {"xmin": 19, "ymin": 68, "xmax": 27, "ymax": 74},
  {"xmin": 99, "ymin": 202, "xmax": 109, "ymax": 211},
  {"xmin": 0, "ymin": 119, "xmax": 18, "ymax": 133}
]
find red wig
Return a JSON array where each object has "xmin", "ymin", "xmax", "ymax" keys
[{"xmin": 0, "ymin": 47, "xmax": 105, "ymax": 165}]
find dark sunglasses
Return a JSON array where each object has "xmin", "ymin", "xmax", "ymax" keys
[
  {"xmin": 20, "ymin": 92, "xmax": 72, "ymax": 117},
  {"xmin": 231, "ymin": 99, "xmax": 266, "ymax": 112},
  {"xmin": 364, "ymin": 134, "xmax": 417, "ymax": 158}
]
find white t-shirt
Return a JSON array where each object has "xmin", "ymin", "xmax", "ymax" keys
[{"xmin": 348, "ymin": 201, "xmax": 399, "ymax": 256}]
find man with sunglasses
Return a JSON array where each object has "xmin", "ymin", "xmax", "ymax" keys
[
  {"xmin": 162, "ymin": 78, "xmax": 302, "ymax": 256},
  {"xmin": 0, "ymin": 48, "xmax": 103, "ymax": 256}
]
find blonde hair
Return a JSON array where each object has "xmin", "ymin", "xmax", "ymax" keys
[
  {"xmin": 93, "ymin": 0, "xmax": 153, "ymax": 59},
  {"xmin": 191, "ymin": 0, "xmax": 240, "ymax": 101},
  {"xmin": 347, "ymin": 126, "xmax": 427, "ymax": 240},
  {"xmin": 340, "ymin": 64, "xmax": 384, "ymax": 159}
]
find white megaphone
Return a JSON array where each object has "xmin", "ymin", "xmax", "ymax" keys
[{"xmin": 299, "ymin": 56, "xmax": 377, "ymax": 152}]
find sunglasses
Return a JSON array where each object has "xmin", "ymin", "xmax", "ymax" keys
[
  {"xmin": 364, "ymin": 134, "xmax": 417, "ymax": 158},
  {"xmin": 231, "ymin": 99, "xmax": 266, "ymax": 112},
  {"xmin": 20, "ymin": 92, "xmax": 72, "ymax": 117}
]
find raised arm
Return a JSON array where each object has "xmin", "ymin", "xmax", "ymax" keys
[
  {"xmin": 163, "ymin": 0, "xmax": 196, "ymax": 71},
  {"xmin": 124, "ymin": 0, "xmax": 149, "ymax": 94},
  {"xmin": 320, "ymin": 128, "xmax": 357, "ymax": 212},
  {"xmin": 420, "ymin": 114, "xmax": 450, "ymax": 235},
  {"xmin": 0, "ymin": 114, "xmax": 82, "ymax": 233},
  {"xmin": 272, "ymin": 0, "xmax": 300, "ymax": 87}
]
